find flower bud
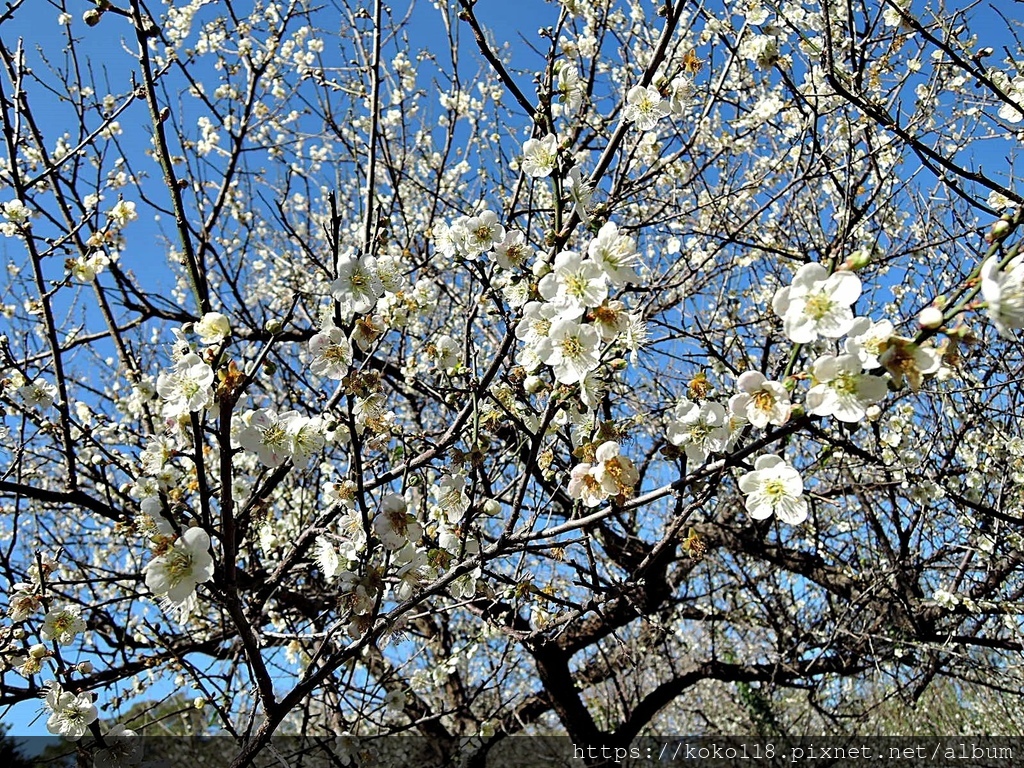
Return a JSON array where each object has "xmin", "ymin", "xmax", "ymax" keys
[
  {"xmin": 523, "ymin": 375, "xmax": 545, "ymax": 394},
  {"xmin": 77, "ymin": 661, "xmax": 94, "ymax": 674},
  {"xmin": 986, "ymin": 218, "xmax": 1012, "ymax": 243},
  {"xmin": 264, "ymin": 319, "xmax": 283, "ymax": 335},
  {"xmin": 29, "ymin": 643, "xmax": 48, "ymax": 659},
  {"xmin": 482, "ymin": 498, "xmax": 502, "ymax": 516},
  {"xmin": 83, "ymin": 9, "xmax": 102, "ymax": 26},
  {"xmin": 918, "ymin": 305, "xmax": 944, "ymax": 329},
  {"xmin": 193, "ymin": 697, "xmax": 206, "ymax": 710},
  {"xmin": 865, "ymin": 405, "xmax": 882, "ymax": 421}
]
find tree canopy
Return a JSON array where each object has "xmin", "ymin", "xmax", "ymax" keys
[{"xmin": 2, "ymin": 0, "xmax": 1024, "ymax": 765}]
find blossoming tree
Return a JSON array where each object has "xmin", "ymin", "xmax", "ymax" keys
[{"xmin": 2, "ymin": 0, "xmax": 1024, "ymax": 764}]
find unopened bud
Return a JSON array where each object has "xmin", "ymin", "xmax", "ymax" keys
[
  {"xmin": 918, "ymin": 305, "xmax": 944, "ymax": 329},
  {"xmin": 83, "ymin": 9, "xmax": 102, "ymax": 26},
  {"xmin": 193, "ymin": 697, "xmax": 206, "ymax": 710},
  {"xmin": 77, "ymin": 661, "xmax": 94, "ymax": 674},
  {"xmin": 523, "ymin": 375, "xmax": 545, "ymax": 394},
  {"xmin": 988, "ymin": 219, "xmax": 1012, "ymax": 242},
  {"xmin": 482, "ymin": 498, "xmax": 501, "ymax": 515},
  {"xmin": 842, "ymin": 248, "xmax": 873, "ymax": 271},
  {"xmin": 865, "ymin": 405, "xmax": 882, "ymax": 421},
  {"xmin": 264, "ymin": 319, "xmax": 283, "ymax": 335},
  {"xmin": 29, "ymin": 644, "xmax": 48, "ymax": 659}
]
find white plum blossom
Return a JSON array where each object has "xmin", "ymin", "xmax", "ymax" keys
[
  {"xmin": 194, "ymin": 312, "xmax": 231, "ymax": 344},
  {"xmin": 44, "ymin": 682, "xmax": 98, "ymax": 741},
  {"xmin": 491, "ymin": 229, "xmax": 533, "ymax": 270},
  {"xmin": 623, "ymin": 85, "xmax": 669, "ymax": 130},
  {"xmin": 237, "ymin": 408, "xmax": 294, "ymax": 467},
  {"xmin": 156, "ymin": 353, "xmax": 215, "ymax": 418},
  {"xmin": 18, "ymin": 378, "xmax": 58, "ymax": 409},
  {"xmin": 41, "ymin": 605, "xmax": 86, "ymax": 645},
  {"xmin": 285, "ymin": 413, "xmax": 325, "ymax": 467},
  {"xmin": 556, "ymin": 63, "xmax": 584, "ymax": 113},
  {"xmin": 309, "ymin": 324, "xmax": 353, "ymax": 379},
  {"xmin": 587, "ymin": 221, "xmax": 641, "ymax": 286},
  {"xmin": 564, "ymin": 166, "xmax": 594, "ymax": 224},
  {"xmin": 107, "ymin": 199, "xmax": 138, "ymax": 226},
  {"xmin": 521, "ymin": 133, "xmax": 558, "ymax": 178},
  {"xmin": 93, "ymin": 724, "xmax": 142, "ymax": 768},
  {"xmin": 805, "ymin": 354, "xmax": 888, "ymax": 422},
  {"xmin": 332, "ymin": 253, "xmax": 384, "ymax": 316},
  {"xmin": 463, "ymin": 209, "xmax": 505, "ymax": 256},
  {"xmin": 538, "ymin": 250, "xmax": 608, "ymax": 318},
  {"xmin": 666, "ymin": 399, "xmax": 730, "ymax": 462},
  {"xmin": 844, "ymin": 317, "xmax": 894, "ymax": 369},
  {"xmin": 567, "ymin": 461, "xmax": 607, "ymax": 507},
  {"xmin": 738, "ymin": 454, "xmax": 808, "ymax": 524},
  {"xmin": 980, "ymin": 256, "xmax": 1024, "ymax": 338},
  {"xmin": 592, "ymin": 441, "xmax": 639, "ymax": 498},
  {"xmin": 728, "ymin": 371, "xmax": 791, "ymax": 428},
  {"xmin": 374, "ymin": 493, "xmax": 422, "ymax": 550},
  {"xmin": 144, "ymin": 527, "xmax": 215, "ymax": 610},
  {"xmin": 772, "ymin": 263, "xmax": 861, "ymax": 343},
  {"xmin": 538, "ymin": 318, "xmax": 602, "ymax": 385},
  {"xmin": 432, "ymin": 473, "xmax": 470, "ymax": 524},
  {"xmin": 668, "ymin": 75, "xmax": 695, "ymax": 114}
]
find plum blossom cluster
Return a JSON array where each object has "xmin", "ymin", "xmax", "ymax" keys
[
  {"xmin": 312, "ymin": 472, "xmax": 484, "ymax": 639},
  {"xmin": 42, "ymin": 681, "xmax": 98, "ymax": 740},
  {"xmin": 622, "ymin": 75, "xmax": 694, "ymax": 131},
  {"xmin": 236, "ymin": 408, "xmax": 326, "ymax": 468},
  {"xmin": 433, "ymin": 209, "xmax": 505, "ymax": 260},
  {"xmin": 767, "ymin": 261, "xmax": 943, "ymax": 422},
  {"xmin": 567, "ymin": 441, "xmax": 640, "ymax": 506},
  {"xmin": 516, "ymin": 221, "xmax": 644, "ymax": 390}
]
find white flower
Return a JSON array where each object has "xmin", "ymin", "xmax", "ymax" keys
[
  {"xmin": 7, "ymin": 583, "xmax": 42, "ymax": 621},
  {"xmin": 564, "ymin": 166, "xmax": 594, "ymax": 224},
  {"xmin": 193, "ymin": 312, "xmax": 230, "ymax": 345},
  {"xmin": 18, "ymin": 378, "xmax": 58, "ymax": 409},
  {"xmin": 41, "ymin": 606, "xmax": 86, "ymax": 646},
  {"xmin": 433, "ymin": 217, "xmax": 469, "ymax": 258},
  {"xmin": 315, "ymin": 536, "xmax": 345, "ymax": 581},
  {"xmin": 107, "ymin": 199, "xmax": 138, "ymax": 226},
  {"xmin": 556, "ymin": 63, "xmax": 584, "ymax": 113},
  {"xmin": 592, "ymin": 441, "xmax": 639, "ymax": 497},
  {"xmin": 309, "ymin": 325, "xmax": 353, "ymax": 379},
  {"xmin": 666, "ymin": 399, "xmax": 730, "ymax": 463},
  {"xmin": 843, "ymin": 317, "xmax": 894, "ymax": 369},
  {"xmin": 737, "ymin": 454, "xmax": 808, "ymax": 524},
  {"xmin": 432, "ymin": 473, "xmax": 470, "ymax": 524},
  {"xmin": 491, "ymin": 229, "xmax": 533, "ymax": 270},
  {"xmin": 332, "ymin": 253, "xmax": 383, "ymax": 316},
  {"xmin": 156, "ymin": 353, "xmax": 215, "ymax": 417},
  {"xmin": 587, "ymin": 221, "xmax": 641, "ymax": 286},
  {"xmin": 623, "ymin": 85, "xmax": 669, "ymax": 131},
  {"xmin": 284, "ymin": 412, "xmax": 325, "ymax": 467},
  {"xmin": 537, "ymin": 250, "xmax": 608, "ymax": 318},
  {"xmin": 590, "ymin": 300, "xmax": 630, "ymax": 341},
  {"xmin": 521, "ymin": 133, "xmax": 558, "ymax": 178},
  {"xmin": 980, "ymin": 256, "xmax": 1024, "ymax": 338},
  {"xmin": 567, "ymin": 462, "xmax": 607, "ymax": 507},
  {"xmin": 878, "ymin": 336, "xmax": 942, "ymax": 391},
  {"xmin": 538, "ymin": 318, "xmax": 602, "ymax": 385},
  {"xmin": 44, "ymin": 683, "xmax": 98, "ymax": 741},
  {"xmin": 237, "ymin": 408, "xmax": 293, "ymax": 467},
  {"xmin": 374, "ymin": 492, "xmax": 422, "ymax": 550},
  {"xmin": 668, "ymin": 75, "xmax": 695, "ymax": 114},
  {"xmin": 772, "ymin": 263, "xmax": 861, "ymax": 343},
  {"xmin": 728, "ymin": 371, "xmax": 791, "ymax": 428},
  {"xmin": 463, "ymin": 209, "xmax": 505, "ymax": 256},
  {"xmin": 144, "ymin": 527, "xmax": 215, "ymax": 607},
  {"xmin": 805, "ymin": 354, "xmax": 888, "ymax": 422}
]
